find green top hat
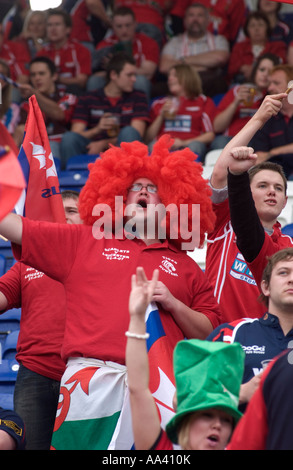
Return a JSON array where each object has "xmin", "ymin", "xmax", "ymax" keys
[{"xmin": 166, "ymin": 339, "xmax": 245, "ymax": 444}]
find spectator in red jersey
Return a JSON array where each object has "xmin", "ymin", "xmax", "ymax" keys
[
  {"xmin": 88, "ymin": 6, "xmax": 160, "ymax": 102},
  {"xmin": 36, "ymin": 8, "xmax": 92, "ymax": 95},
  {"xmin": 211, "ymin": 52, "xmax": 280, "ymax": 150},
  {"xmin": 228, "ymin": 11, "xmax": 287, "ymax": 84},
  {"xmin": 113, "ymin": 0, "xmax": 175, "ymax": 47},
  {"xmin": 205, "ymin": 94, "xmax": 291, "ymax": 324},
  {"xmin": 0, "ymin": 21, "xmax": 30, "ymax": 83},
  {"xmin": 14, "ymin": 56, "xmax": 77, "ymax": 162},
  {"xmin": 60, "ymin": 51, "xmax": 149, "ymax": 166},
  {"xmin": 146, "ymin": 63, "xmax": 216, "ymax": 162},
  {"xmin": 0, "ymin": 191, "xmax": 81, "ymax": 450}
]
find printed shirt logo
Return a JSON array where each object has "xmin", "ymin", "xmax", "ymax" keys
[
  {"xmin": 159, "ymin": 256, "xmax": 178, "ymax": 276},
  {"xmin": 24, "ymin": 267, "xmax": 44, "ymax": 281},
  {"xmin": 229, "ymin": 252, "xmax": 256, "ymax": 286},
  {"xmin": 102, "ymin": 247, "xmax": 130, "ymax": 261}
]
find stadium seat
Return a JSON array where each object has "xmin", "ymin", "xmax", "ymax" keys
[
  {"xmin": 66, "ymin": 154, "xmax": 99, "ymax": 171},
  {"xmin": 204, "ymin": 149, "xmax": 222, "ymax": 167},
  {"xmin": 0, "ymin": 359, "xmax": 19, "ymax": 394},
  {"xmin": 2, "ymin": 330, "xmax": 19, "ymax": 360},
  {"xmin": 0, "ymin": 392, "xmax": 14, "ymax": 410},
  {"xmin": 0, "ymin": 308, "xmax": 21, "ymax": 352},
  {"xmin": 58, "ymin": 170, "xmax": 89, "ymax": 192},
  {"xmin": 0, "ymin": 254, "xmax": 6, "ymax": 276},
  {"xmin": 282, "ymin": 223, "xmax": 293, "ymax": 237}
]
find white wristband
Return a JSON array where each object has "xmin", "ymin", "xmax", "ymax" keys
[{"xmin": 125, "ymin": 331, "xmax": 150, "ymax": 340}]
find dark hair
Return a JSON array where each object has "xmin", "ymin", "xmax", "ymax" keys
[
  {"xmin": 29, "ymin": 56, "xmax": 57, "ymax": 75},
  {"xmin": 250, "ymin": 52, "xmax": 280, "ymax": 83},
  {"xmin": 112, "ymin": 6, "xmax": 136, "ymax": 20},
  {"xmin": 260, "ymin": 248, "xmax": 293, "ymax": 306},
  {"xmin": 47, "ymin": 8, "xmax": 72, "ymax": 28},
  {"xmin": 257, "ymin": 0, "xmax": 282, "ymax": 15},
  {"xmin": 248, "ymin": 161, "xmax": 287, "ymax": 194},
  {"xmin": 105, "ymin": 51, "xmax": 135, "ymax": 82},
  {"xmin": 243, "ymin": 11, "xmax": 272, "ymax": 38}
]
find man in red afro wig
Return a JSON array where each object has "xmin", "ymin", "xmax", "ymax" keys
[
  {"xmin": 0, "ymin": 135, "xmax": 221, "ymax": 450},
  {"xmin": 79, "ymin": 134, "xmax": 216, "ymax": 250}
]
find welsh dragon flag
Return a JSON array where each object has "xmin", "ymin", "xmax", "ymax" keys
[{"xmin": 51, "ymin": 302, "xmax": 176, "ymax": 450}]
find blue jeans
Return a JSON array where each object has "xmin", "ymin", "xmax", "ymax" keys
[
  {"xmin": 14, "ymin": 365, "xmax": 60, "ymax": 450},
  {"xmin": 61, "ymin": 126, "xmax": 142, "ymax": 167}
]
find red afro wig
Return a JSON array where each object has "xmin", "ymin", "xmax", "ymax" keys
[{"xmin": 78, "ymin": 135, "xmax": 215, "ymax": 250}]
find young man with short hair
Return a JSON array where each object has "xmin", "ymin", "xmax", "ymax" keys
[
  {"xmin": 60, "ymin": 51, "xmax": 149, "ymax": 166},
  {"xmin": 14, "ymin": 56, "xmax": 77, "ymax": 161},
  {"xmin": 36, "ymin": 8, "xmax": 92, "ymax": 93},
  {"xmin": 206, "ymin": 93, "xmax": 292, "ymax": 323}
]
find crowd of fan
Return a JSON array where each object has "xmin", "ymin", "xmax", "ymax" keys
[
  {"xmin": 1, "ymin": 0, "xmax": 293, "ymax": 172},
  {"xmin": 1, "ymin": 0, "xmax": 293, "ymax": 451}
]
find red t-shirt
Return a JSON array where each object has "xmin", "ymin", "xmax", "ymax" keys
[
  {"xmin": 0, "ymin": 41, "xmax": 30, "ymax": 80},
  {"xmin": 150, "ymin": 95, "xmax": 216, "ymax": 140},
  {"xmin": 37, "ymin": 39, "xmax": 92, "ymax": 80},
  {"xmin": 228, "ymin": 38, "xmax": 287, "ymax": 80},
  {"xmin": 0, "ymin": 262, "xmax": 66, "ymax": 381},
  {"xmin": 206, "ymin": 198, "xmax": 266, "ymax": 323},
  {"xmin": 16, "ymin": 218, "xmax": 222, "ymax": 364},
  {"xmin": 114, "ymin": 0, "xmax": 173, "ymax": 31}
]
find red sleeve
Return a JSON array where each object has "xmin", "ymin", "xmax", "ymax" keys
[
  {"xmin": 227, "ymin": 369, "xmax": 269, "ymax": 450},
  {"xmin": 0, "ymin": 262, "xmax": 21, "ymax": 310}
]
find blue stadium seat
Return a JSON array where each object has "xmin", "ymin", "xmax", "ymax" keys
[
  {"xmin": 0, "ymin": 392, "xmax": 14, "ymax": 410},
  {"xmin": 0, "ymin": 254, "xmax": 6, "ymax": 276},
  {"xmin": 66, "ymin": 154, "xmax": 99, "ymax": 171},
  {"xmin": 0, "ymin": 359, "xmax": 19, "ymax": 394},
  {"xmin": 0, "ymin": 309, "xmax": 21, "ymax": 352},
  {"xmin": 282, "ymin": 223, "xmax": 293, "ymax": 237},
  {"xmin": 58, "ymin": 170, "xmax": 89, "ymax": 192},
  {"xmin": 2, "ymin": 330, "xmax": 19, "ymax": 360}
]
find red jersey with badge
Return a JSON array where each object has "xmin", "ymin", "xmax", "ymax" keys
[
  {"xmin": 206, "ymin": 198, "xmax": 267, "ymax": 323},
  {"xmin": 15, "ymin": 218, "xmax": 222, "ymax": 364},
  {"xmin": 150, "ymin": 95, "xmax": 216, "ymax": 140},
  {"xmin": 0, "ymin": 262, "xmax": 66, "ymax": 381},
  {"xmin": 37, "ymin": 39, "xmax": 91, "ymax": 81}
]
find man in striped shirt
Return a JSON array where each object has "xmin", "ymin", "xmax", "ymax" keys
[{"xmin": 60, "ymin": 51, "xmax": 149, "ymax": 167}]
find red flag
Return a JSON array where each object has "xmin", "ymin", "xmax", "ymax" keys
[
  {"xmin": 15, "ymin": 95, "xmax": 66, "ymax": 223},
  {"xmin": 0, "ymin": 140, "xmax": 26, "ymax": 221}
]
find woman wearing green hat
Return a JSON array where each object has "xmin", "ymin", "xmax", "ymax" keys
[{"xmin": 126, "ymin": 267, "xmax": 245, "ymax": 450}]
